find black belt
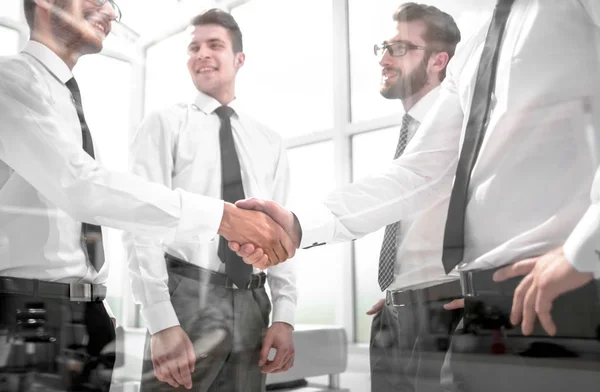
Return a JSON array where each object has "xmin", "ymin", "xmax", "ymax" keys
[
  {"xmin": 386, "ymin": 280, "xmax": 462, "ymax": 307},
  {"xmin": 0, "ymin": 276, "xmax": 106, "ymax": 302},
  {"xmin": 165, "ymin": 253, "xmax": 266, "ymax": 290}
]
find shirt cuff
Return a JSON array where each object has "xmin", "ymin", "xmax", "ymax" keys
[
  {"xmin": 292, "ymin": 202, "xmax": 336, "ymax": 249},
  {"xmin": 141, "ymin": 300, "xmax": 180, "ymax": 335},
  {"xmin": 564, "ymin": 204, "xmax": 600, "ymax": 279},
  {"xmin": 174, "ymin": 190, "xmax": 224, "ymax": 244},
  {"xmin": 271, "ymin": 297, "xmax": 296, "ymax": 328}
]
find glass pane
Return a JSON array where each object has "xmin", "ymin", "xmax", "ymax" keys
[
  {"xmin": 349, "ymin": 0, "xmax": 496, "ymax": 123},
  {"xmin": 287, "ymin": 142, "xmax": 343, "ymax": 325},
  {"xmin": 0, "ymin": 0, "xmax": 22, "ymax": 21},
  {"xmin": 351, "ymin": 126, "xmax": 400, "ymax": 343},
  {"xmin": 74, "ymin": 55, "xmax": 132, "ymax": 320},
  {"xmin": 145, "ymin": 30, "xmax": 197, "ymax": 116},
  {"xmin": 232, "ymin": 0, "xmax": 334, "ymax": 138},
  {"xmin": 0, "ymin": 26, "xmax": 19, "ymax": 56}
]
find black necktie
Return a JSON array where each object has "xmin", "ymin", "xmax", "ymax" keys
[
  {"xmin": 65, "ymin": 77, "xmax": 105, "ymax": 272},
  {"xmin": 215, "ymin": 106, "xmax": 252, "ymax": 288},
  {"xmin": 378, "ymin": 113, "xmax": 412, "ymax": 291},
  {"xmin": 441, "ymin": 0, "xmax": 515, "ymax": 274}
]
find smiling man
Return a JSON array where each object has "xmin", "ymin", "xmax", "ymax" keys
[
  {"xmin": 0, "ymin": 2, "xmax": 295, "ymax": 391},
  {"xmin": 124, "ymin": 9, "xmax": 297, "ymax": 392}
]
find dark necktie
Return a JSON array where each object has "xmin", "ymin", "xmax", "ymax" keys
[
  {"xmin": 215, "ymin": 106, "xmax": 252, "ymax": 288},
  {"xmin": 378, "ymin": 113, "xmax": 413, "ymax": 291},
  {"xmin": 441, "ymin": 0, "xmax": 515, "ymax": 274},
  {"xmin": 65, "ymin": 77, "xmax": 105, "ymax": 272}
]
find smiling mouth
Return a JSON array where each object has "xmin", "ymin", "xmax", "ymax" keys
[{"xmin": 197, "ymin": 67, "xmax": 217, "ymax": 74}]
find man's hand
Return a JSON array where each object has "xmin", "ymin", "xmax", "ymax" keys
[
  {"xmin": 259, "ymin": 322, "xmax": 295, "ymax": 373},
  {"xmin": 228, "ymin": 198, "xmax": 302, "ymax": 269},
  {"xmin": 493, "ymin": 247, "xmax": 594, "ymax": 336},
  {"xmin": 443, "ymin": 298, "xmax": 465, "ymax": 310},
  {"xmin": 218, "ymin": 202, "xmax": 297, "ymax": 268},
  {"xmin": 366, "ymin": 299, "xmax": 385, "ymax": 315},
  {"xmin": 150, "ymin": 326, "xmax": 196, "ymax": 389}
]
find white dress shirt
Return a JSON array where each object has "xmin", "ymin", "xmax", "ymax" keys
[
  {"xmin": 388, "ymin": 86, "xmax": 459, "ymax": 291},
  {"xmin": 124, "ymin": 91, "xmax": 297, "ymax": 335},
  {"xmin": 294, "ymin": 0, "xmax": 600, "ymax": 279},
  {"xmin": 0, "ymin": 42, "xmax": 225, "ymax": 284}
]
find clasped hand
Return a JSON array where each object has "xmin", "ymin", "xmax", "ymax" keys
[{"xmin": 220, "ymin": 199, "xmax": 301, "ymax": 269}]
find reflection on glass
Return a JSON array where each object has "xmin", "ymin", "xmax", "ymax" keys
[
  {"xmin": 145, "ymin": 30, "xmax": 197, "ymax": 116},
  {"xmin": 74, "ymin": 55, "xmax": 132, "ymax": 319},
  {"xmin": 0, "ymin": 0, "xmax": 21, "ymax": 21},
  {"xmin": 287, "ymin": 142, "xmax": 342, "ymax": 325},
  {"xmin": 232, "ymin": 0, "xmax": 334, "ymax": 138},
  {"xmin": 0, "ymin": 26, "xmax": 19, "ymax": 56},
  {"xmin": 351, "ymin": 127, "xmax": 399, "ymax": 342},
  {"xmin": 348, "ymin": 0, "xmax": 495, "ymax": 123}
]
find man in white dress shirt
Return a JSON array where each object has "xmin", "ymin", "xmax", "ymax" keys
[
  {"xmin": 124, "ymin": 9, "xmax": 296, "ymax": 392},
  {"xmin": 0, "ymin": 2, "xmax": 295, "ymax": 391},
  {"xmin": 363, "ymin": 4, "xmax": 462, "ymax": 392},
  {"xmin": 231, "ymin": 1, "xmax": 600, "ymax": 391}
]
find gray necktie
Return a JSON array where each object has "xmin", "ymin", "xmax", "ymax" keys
[
  {"xmin": 378, "ymin": 113, "xmax": 412, "ymax": 291},
  {"xmin": 215, "ymin": 106, "xmax": 253, "ymax": 288},
  {"xmin": 65, "ymin": 77, "xmax": 105, "ymax": 272},
  {"xmin": 442, "ymin": 0, "xmax": 515, "ymax": 274}
]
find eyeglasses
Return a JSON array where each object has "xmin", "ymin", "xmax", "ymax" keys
[
  {"xmin": 373, "ymin": 41, "xmax": 426, "ymax": 57},
  {"xmin": 93, "ymin": 0, "xmax": 122, "ymax": 22}
]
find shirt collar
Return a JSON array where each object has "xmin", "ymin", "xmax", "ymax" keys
[
  {"xmin": 407, "ymin": 85, "xmax": 441, "ymax": 123},
  {"xmin": 193, "ymin": 90, "xmax": 240, "ymax": 117},
  {"xmin": 22, "ymin": 40, "xmax": 73, "ymax": 84}
]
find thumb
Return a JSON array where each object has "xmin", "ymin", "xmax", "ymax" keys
[
  {"xmin": 259, "ymin": 332, "xmax": 274, "ymax": 367},
  {"xmin": 186, "ymin": 335, "xmax": 196, "ymax": 374},
  {"xmin": 366, "ymin": 299, "xmax": 385, "ymax": 315},
  {"xmin": 235, "ymin": 198, "xmax": 263, "ymax": 211}
]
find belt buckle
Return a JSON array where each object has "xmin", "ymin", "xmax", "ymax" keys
[
  {"xmin": 460, "ymin": 271, "xmax": 475, "ymax": 297},
  {"xmin": 69, "ymin": 283, "xmax": 92, "ymax": 302}
]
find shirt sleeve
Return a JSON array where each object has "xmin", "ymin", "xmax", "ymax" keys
[
  {"xmin": 564, "ymin": 167, "xmax": 600, "ymax": 279},
  {"xmin": 123, "ymin": 111, "xmax": 181, "ymax": 335},
  {"xmin": 293, "ymin": 72, "xmax": 464, "ymax": 248},
  {"xmin": 0, "ymin": 57, "xmax": 224, "ymax": 247},
  {"xmin": 266, "ymin": 137, "xmax": 298, "ymax": 327}
]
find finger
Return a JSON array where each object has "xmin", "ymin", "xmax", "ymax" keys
[
  {"xmin": 280, "ymin": 232, "xmax": 296, "ymax": 259},
  {"xmin": 254, "ymin": 254, "xmax": 270, "ymax": 270},
  {"xmin": 228, "ymin": 241, "xmax": 241, "ymax": 252},
  {"xmin": 186, "ymin": 336, "xmax": 196, "ymax": 374},
  {"xmin": 510, "ymin": 274, "xmax": 533, "ymax": 326},
  {"xmin": 155, "ymin": 361, "xmax": 179, "ymax": 388},
  {"xmin": 493, "ymin": 258, "xmax": 537, "ymax": 282},
  {"xmin": 366, "ymin": 299, "xmax": 385, "ymax": 315},
  {"xmin": 168, "ymin": 358, "xmax": 185, "ymax": 388},
  {"xmin": 521, "ymin": 282, "xmax": 538, "ymax": 336},
  {"xmin": 272, "ymin": 355, "xmax": 294, "ymax": 373},
  {"xmin": 443, "ymin": 299, "xmax": 465, "ymax": 310},
  {"xmin": 262, "ymin": 350, "xmax": 286, "ymax": 373},
  {"xmin": 271, "ymin": 237, "xmax": 287, "ymax": 265},
  {"xmin": 240, "ymin": 243, "xmax": 257, "ymax": 257},
  {"xmin": 242, "ymin": 248, "xmax": 264, "ymax": 265},
  {"xmin": 178, "ymin": 358, "xmax": 193, "ymax": 389},
  {"xmin": 536, "ymin": 285, "xmax": 557, "ymax": 336},
  {"xmin": 259, "ymin": 334, "xmax": 273, "ymax": 367}
]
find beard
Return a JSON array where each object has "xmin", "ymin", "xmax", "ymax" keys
[
  {"xmin": 380, "ymin": 53, "xmax": 429, "ymax": 100},
  {"xmin": 50, "ymin": 0, "xmax": 102, "ymax": 55}
]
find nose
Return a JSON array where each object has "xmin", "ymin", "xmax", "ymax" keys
[
  {"xmin": 379, "ymin": 49, "xmax": 392, "ymax": 67},
  {"xmin": 196, "ymin": 45, "xmax": 212, "ymax": 59}
]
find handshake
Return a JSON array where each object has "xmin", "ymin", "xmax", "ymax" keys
[{"xmin": 219, "ymin": 198, "xmax": 301, "ymax": 269}]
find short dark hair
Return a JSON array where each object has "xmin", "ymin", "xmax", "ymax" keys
[
  {"xmin": 23, "ymin": 0, "xmax": 35, "ymax": 29},
  {"xmin": 393, "ymin": 3, "xmax": 461, "ymax": 79},
  {"xmin": 191, "ymin": 9, "xmax": 243, "ymax": 53}
]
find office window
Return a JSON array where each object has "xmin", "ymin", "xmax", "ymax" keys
[
  {"xmin": 232, "ymin": 0, "xmax": 334, "ymax": 138},
  {"xmin": 287, "ymin": 142, "xmax": 343, "ymax": 325},
  {"xmin": 348, "ymin": 0, "xmax": 495, "ymax": 123},
  {"xmin": 0, "ymin": 0, "xmax": 22, "ymax": 21},
  {"xmin": 0, "ymin": 26, "xmax": 19, "ymax": 56},
  {"xmin": 74, "ymin": 55, "xmax": 132, "ymax": 321},
  {"xmin": 351, "ymin": 126, "xmax": 399, "ymax": 342},
  {"xmin": 145, "ymin": 30, "xmax": 198, "ymax": 116}
]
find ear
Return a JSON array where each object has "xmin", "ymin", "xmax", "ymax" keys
[
  {"xmin": 234, "ymin": 52, "xmax": 245, "ymax": 71},
  {"xmin": 429, "ymin": 51, "xmax": 450, "ymax": 76}
]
